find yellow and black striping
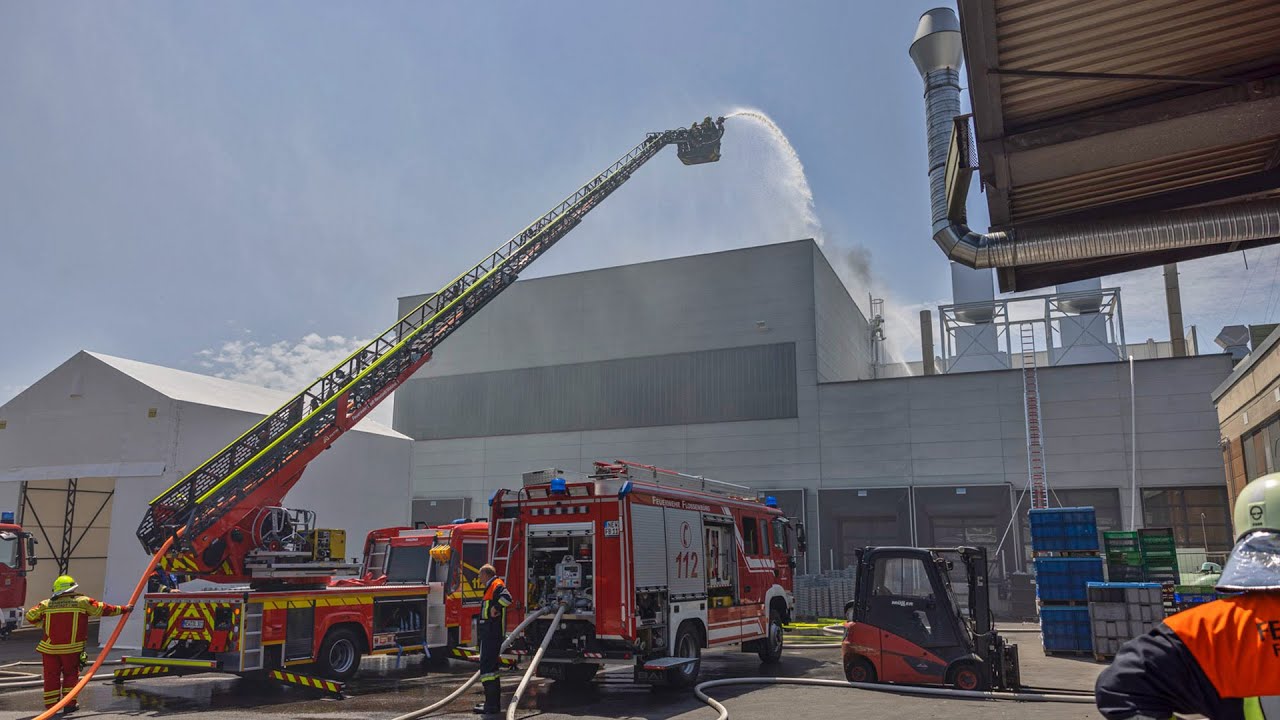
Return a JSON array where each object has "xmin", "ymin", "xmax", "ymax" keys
[
  {"xmin": 268, "ymin": 669, "xmax": 343, "ymax": 694},
  {"xmin": 114, "ymin": 666, "xmax": 173, "ymax": 679}
]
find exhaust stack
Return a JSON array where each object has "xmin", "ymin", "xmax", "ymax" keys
[{"xmin": 910, "ymin": 9, "xmax": 1280, "ymax": 272}]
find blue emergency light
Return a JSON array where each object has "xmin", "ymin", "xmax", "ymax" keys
[
  {"xmin": 0, "ymin": 512, "xmax": 13, "ymax": 524},
  {"xmin": 550, "ymin": 477, "xmax": 567, "ymax": 494},
  {"xmin": 765, "ymin": 496, "xmax": 778, "ymax": 508}
]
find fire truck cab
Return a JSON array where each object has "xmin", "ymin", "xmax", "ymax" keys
[
  {"xmin": 0, "ymin": 512, "xmax": 37, "ymax": 638},
  {"xmin": 361, "ymin": 520, "xmax": 491, "ymax": 651},
  {"xmin": 491, "ymin": 461, "xmax": 800, "ymax": 687}
]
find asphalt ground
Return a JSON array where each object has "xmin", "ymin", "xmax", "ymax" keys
[{"xmin": 0, "ymin": 625, "xmax": 1105, "ymax": 720}]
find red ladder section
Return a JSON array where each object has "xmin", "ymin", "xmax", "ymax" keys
[{"xmin": 1019, "ymin": 323, "xmax": 1049, "ymax": 510}]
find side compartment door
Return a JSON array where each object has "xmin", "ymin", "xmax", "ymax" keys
[
  {"xmin": 630, "ymin": 504, "xmax": 668, "ymax": 592},
  {"xmin": 663, "ymin": 509, "xmax": 705, "ymax": 600}
]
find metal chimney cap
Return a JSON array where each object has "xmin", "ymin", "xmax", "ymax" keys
[{"xmin": 910, "ymin": 7, "xmax": 964, "ymax": 77}]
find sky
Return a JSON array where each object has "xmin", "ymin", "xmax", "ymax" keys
[{"xmin": 2, "ymin": 2, "xmax": 1277, "ymax": 412}]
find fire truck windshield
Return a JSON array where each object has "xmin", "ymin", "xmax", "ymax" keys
[
  {"xmin": 0, "ymin": 534, "xmax": 19, "ymax": 568},
  {"xmin": 385, "ymin": 545, "xmax": 431, "ymax": 584}
]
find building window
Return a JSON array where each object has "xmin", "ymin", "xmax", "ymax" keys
[{"xmin": 1142, "ymin": 486, "xmax": 1233, "ymax": 551}]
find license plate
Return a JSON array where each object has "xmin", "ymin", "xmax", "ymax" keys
[{"xmin": 181, "ymin": 619, "xmax": 205, "ymax": 630}]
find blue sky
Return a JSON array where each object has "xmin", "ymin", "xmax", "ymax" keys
[{"xmin": 2, "ymin": 2, "xmax": 1276, "ymax": 405}]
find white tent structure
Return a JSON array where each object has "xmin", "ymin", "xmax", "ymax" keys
[{"xmin": 0, "ymin": 351, "xmax": 412, "ymax": 648}]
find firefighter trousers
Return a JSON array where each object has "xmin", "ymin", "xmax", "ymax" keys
[
  {"xmin": 41, "ymin": 652, "xmax": 79, "ymax": 709},
  {"xmin": 477, "ymin": 621, "xmax": 503, "ymax": 682}
]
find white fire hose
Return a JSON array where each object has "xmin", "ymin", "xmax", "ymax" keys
[
  {"xmin": 505, "ymin": 603, "xmax": 567, "ymax": 720},
  {"xmin": 390, "ymin": 605, "xmax": 555, "ymax": 720},
  {"xmin": 694, "ymin": 677, "xmax": 1095, "ymax": 720}
]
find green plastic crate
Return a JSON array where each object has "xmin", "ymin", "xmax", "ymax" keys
[
  {"xmin": 1106, "ymin": 550, "xmax": 1144, "ymax": 566},
  {"xmin": 1103, "ymin": 531, "xmax": 1140, "ymax": 551}
]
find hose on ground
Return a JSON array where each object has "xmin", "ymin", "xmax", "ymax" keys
[
  {"xmin": 821, "ymin": 624, "xmax": 844, "ymax": 637},
  {"xmin": 505, "ymin": 603, "xmax": 567, "ymax": 720},
  {"xmin": 0, "ymin": 667, "xmax": 117, "ymax": 690},
  {"xmin": 388, "ymin": 605, "xmax": 554, "ymax": 720},
  {"xmin": 694, "ymin": 677, "xmax": 1095, "ymax": 720},
  {"xmin": 34, "ymin": 536, "xmax": 175, "ymax": 719}
]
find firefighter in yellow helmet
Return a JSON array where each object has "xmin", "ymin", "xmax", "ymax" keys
[
  {"xmin": 1096, "ymin": 473, "xmax": 1280, "ymax": 719},
  {"xmin": 25, "ymin": 575, "xmax": 131, "ymax": 712}
]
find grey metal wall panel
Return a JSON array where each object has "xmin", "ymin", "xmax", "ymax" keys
[
  {"xmin": 398, "ymin": 343, "xmax": 798, "ymax": 440},
  {"xmin": 631, "ymin": 504, "xmax": 668, "ymax": 590}
]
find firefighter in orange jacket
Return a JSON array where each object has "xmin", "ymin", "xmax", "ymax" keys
[
  {"xmin": 25, "ymin": 575, "xmax": 130, "ymax": 712},
  {"xmin": 474, "ymin": 564, "xmax": 512, "ymax": 715},
  {"xmin": 1096, "ymin": 474, "xmax": 1280, "ymax": 719}
]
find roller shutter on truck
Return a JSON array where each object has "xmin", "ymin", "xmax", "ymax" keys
[{"xmin": 630, "ymin": 504, "xmax": 668, "ymax": 590}]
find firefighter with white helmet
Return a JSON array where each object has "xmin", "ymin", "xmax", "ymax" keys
[{"xmin": 1096, "ymin": 473, "xmax": 1280, "ymax": 719}]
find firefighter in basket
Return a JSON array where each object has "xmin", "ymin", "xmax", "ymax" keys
[
  {"xmin": 25, "ymin": 575, "xmax": 130, "ymax": 713},
  {"xmin": 474, "ymin": 564, "xmax": 512, "ymax": 716}
]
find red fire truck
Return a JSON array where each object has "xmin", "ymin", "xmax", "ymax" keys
[
  {"xmin": 491, "ymin": 461, "xmax": 803, "ymax": 687},
  {"xmin": 0, "ymin": 512, "xmax": 37, "ymax": 638}
]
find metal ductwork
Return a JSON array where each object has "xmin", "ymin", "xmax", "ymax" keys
[{"xmin": 910, "ymin": 8, "xmax": 1280, "ymax": 270}]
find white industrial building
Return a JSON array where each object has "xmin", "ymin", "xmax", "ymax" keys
[
  {"xmin": 0, "ymin": 351, "xmax": 412, "ymax": 646},
  {"xmin": 396, "ymin": 239, "xmax": 1233, "ymax": 578}
]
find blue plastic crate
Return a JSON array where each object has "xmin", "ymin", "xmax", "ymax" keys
[
  {"xmin": 1039, "ymin": 605, "xmax": 1092, "ymax": 652},
  {"xmin": 1029, "ymin": 507, "xmax": 1099, "ymax": 552},
  {"xmin": 1035, "ymin": 557, "xmax": 1105, "ymax": 602}
]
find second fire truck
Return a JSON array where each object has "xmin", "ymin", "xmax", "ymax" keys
[{"xmin": 491, "ymin": 461, "xmax": 803, "ymax": 687}]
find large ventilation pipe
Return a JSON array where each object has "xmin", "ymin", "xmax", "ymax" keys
[{"xmin": 910, "ymin": 9, "xmax": 1280, "ymax": 269}]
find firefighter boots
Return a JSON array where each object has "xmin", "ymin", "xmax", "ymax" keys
[{"xmin": 472, "ymin": 680, "xmax": 501, "ymax": 715}]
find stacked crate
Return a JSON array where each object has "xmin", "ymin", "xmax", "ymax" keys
[
  {"xmin": 1171, "ymin": 585, "xmax": 1220, "ymax": 613},
  {"xmin": 794, "ymin": 567, "xmax": 858, "ymax": 620},
  {"xmin": 1103, "ymin": 529, "xmax": 1182, "ymax": 583},
  {"xmin": 1030, "ymin": 507, "xmax": 1103, "ymax": 655},
  {"xmin": 1087, "ymin": 582, "xmax": 1163, "ymax": 660},
  {"xmin": 1104, "ymin": 528, "xmax": 1182, "ymax": 613}
]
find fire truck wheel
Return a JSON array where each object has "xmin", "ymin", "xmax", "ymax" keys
[
  {"xmin": 667, "ymin": 623, "xmax": 703, "ymax": 688},
  {"xmin": 843, "ymin": 655, "xmax": 876, "ymax": 684},
  {"xmin": 316, "ymin": 626, "xmax": 364, "ymax": 681},
  {"xmin": 757, "ymin": 610, "xmax": 784, "ymax": 664}
]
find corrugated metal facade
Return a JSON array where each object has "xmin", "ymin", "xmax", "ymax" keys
[
  {"xmin": 396, "ymin": 342, "xmax": 798, "ymax": 440},
  {"xmin": 994, "ymin": 0, "xmax": 1280, "ymax": 128}
]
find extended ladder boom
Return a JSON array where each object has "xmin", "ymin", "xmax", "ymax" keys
[{"xmin": 137, "ymin": 117, "xmax": 726, "ymax": 582}]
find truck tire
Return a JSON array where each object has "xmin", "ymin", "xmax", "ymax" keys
[
  {"xmin": 666, "ymin": 623, "xmax": 702, "ymax": 688},
  {"xmin": 757, "ymin": 609, "xmax": 784, "ymax": 664},
  {"xmin": 316, "ymin": 626, "xmax": 363, "ymax": 681}
]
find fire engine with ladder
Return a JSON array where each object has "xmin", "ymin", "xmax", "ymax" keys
[
  {"xmin": 490, "ymin": 461, "xmax": 803, "ymax": 688},
  {"xmin": 113, "ymin": 117, "xmax": 727, "ymax": 695}
]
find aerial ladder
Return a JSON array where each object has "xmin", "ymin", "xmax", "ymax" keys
[{"xmin": 135, "ymin": 117, "xmax": 727, "ymax": 586}]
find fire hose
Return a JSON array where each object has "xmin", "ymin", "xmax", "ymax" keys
[
  {"xmin": 32, "ymin": 536, "xmax": 175, "ymax": 719},
  {"xmin": 505, "ymin": 603, "xmax": 567, "ymax": 720},
  {"xmin": 694, "ymin": 677, "xmax": 1095, "ymax": 720},
  {"xmin": 389, "ymin": 604, "xmax": 557, "ymax": 720}
]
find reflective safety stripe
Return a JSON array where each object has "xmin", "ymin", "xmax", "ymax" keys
[
  {"xmin": 1245, "ymin": 696, "xmax": 1280, "ymax": 720},
  {"xmin": 480, "ymin": 673, "xmax": 500, "ymax": 682}
]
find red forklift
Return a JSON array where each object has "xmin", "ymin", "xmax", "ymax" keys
[{"xmin": 841, "ymin": 546, "xmax": 1020, "ymax": 691}]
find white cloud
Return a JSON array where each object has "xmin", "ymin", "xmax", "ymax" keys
[{"xmin": 198, "ymin": 334, "xmax": 394, "ymax": 426}]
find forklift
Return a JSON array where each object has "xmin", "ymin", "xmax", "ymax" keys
[{"xmin": 842, "ymin": 546, "xmax": 1020, "ymax": 691}]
